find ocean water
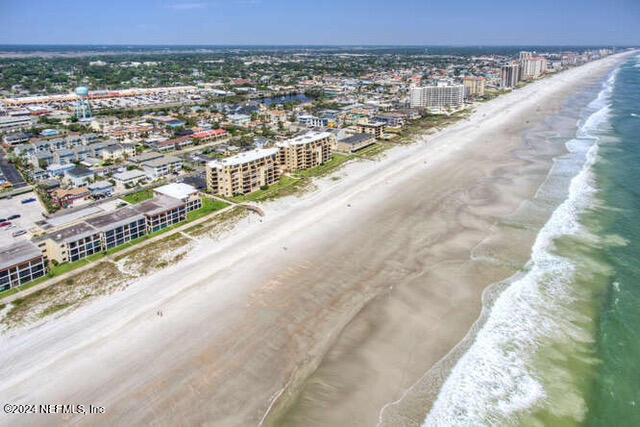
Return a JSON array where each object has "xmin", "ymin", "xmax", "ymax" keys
[{"xmin": 424, "ymin": 53, "xmax": 640, "ymax": 426}]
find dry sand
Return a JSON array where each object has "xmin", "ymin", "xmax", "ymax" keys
[{"xmin": 0, "ymin": 53, "xmax": 629, "ymax": 427}]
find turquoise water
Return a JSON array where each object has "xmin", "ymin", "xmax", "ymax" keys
[
  {"xmin": 586, "ymin": 53, "xmax": 640, "ymax": 425},
  {"xmin": 423, "ymin": 53, "xmax": 640, "ymax": 426}
]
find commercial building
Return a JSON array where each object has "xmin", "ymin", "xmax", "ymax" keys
[
  {"xmin": 276, "ymin": 131, "xmax": 334, "ymax": 172},
  {"xmin": 501, "ymin": 64, "xmax": 521, "ymax": 88},
  {"xmin": 335, "ymin": 133, "xmax": 376, "ymax": 153},
  {"xmin": 409, "ymin": 84, "xmax": 465, "ymax": 109},
  {"xmin": 463, "ymin": 76, "xmax": 486, "ymax": 96},
  {"xmin": 0, "ymin": 241, "xmax": 46, "ymax": 291},
  {"xmin": 206, "ymin": 148, "xmax": 280, "ymax": 197}
]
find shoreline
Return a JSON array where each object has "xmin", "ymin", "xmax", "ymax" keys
[
  {"xmin": 271, "ymin": 53, "xmax": 632, "ymax": 426},
  {"xmin": 0, "ymin": 53, "xmax": 632, "ymax": 427}
]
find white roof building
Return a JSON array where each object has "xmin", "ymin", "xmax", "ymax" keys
[
  {"xmin": 153, "ymin": 182, "xmax": 198, "ymax": 201},
  {"xmin": 207, "ymin": 147, "xmax": 279, "ymax": 169}
]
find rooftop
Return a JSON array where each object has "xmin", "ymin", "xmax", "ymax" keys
[
  {"xmin": 207, "ymin": 147, "xmax": 279, "ymax": 169},
  {"xmin": 153, "ymin": 182, "xmax": 198, "ymax": 200},
  {"xmin": 0, "ymin": 241, "xmax": 42, "ymax": 272},
  {"xmin": 130, "ymin": 152, "xmax": 163, "ymax": 164},
  {"xmin": 85, "ymin": 207, "xmax": 144, "ymax": 232},
  {"xmin": 277, "ymin": 131, "xmax": 332, "ymax": 147},
  {"xmin": 340, "ymin": 133, "xmax": 376, "ymax": 145},
  {"xmin": 141, "ymin": 155, "xmax": 182, "ymax": 168},
  {"xmin": 134, "ymin": 196, "xmax": 185, "ymax": 216},
  {"xmin": 113, "ymin": 169, "xmax": 147, "ymax": 180},
  {"xmin": 47, "ymin": 222, "xmax": 98, "ymax": 244}
]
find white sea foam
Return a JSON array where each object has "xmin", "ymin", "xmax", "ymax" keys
[{"xmin": 423, "ymin": 70, "xmax": 618, "ymax": 426}]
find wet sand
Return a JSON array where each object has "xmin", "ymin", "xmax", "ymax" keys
[{"xmin": 0, "ymin": 53, "xmax": 628, "ymax": 427}]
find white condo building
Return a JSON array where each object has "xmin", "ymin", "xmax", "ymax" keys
[
  {"xmin": 409, "ymin": 84, "xmax": 465, "ymax": 109},
  {"xmin": 520, "ymin": 57, "xmax": 548, "ymax": 79}
]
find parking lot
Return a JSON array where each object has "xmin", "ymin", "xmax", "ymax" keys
[
  {"xmin": 0, "ymin": 150, "xmax": 27, "ymax": 189},
  {"xmin": 0, "ymin": 191, "xmax": 46, "ymax": 243}
]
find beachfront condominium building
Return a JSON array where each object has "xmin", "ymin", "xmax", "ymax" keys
[
  {"xmin": 0, "ymin": 241, "xmax": 46, "ymax": 291},
  {"xmin": 501, "ymin": 64, "xmax": 521, "ymax": 88},
  {"xmin": 276, "ymin": 131, "xmax": 334, "ymax": 172},
  {"xmin": 41, "ymin": 222, "xmax": 103, "ymax": 264},
  {"xmin": 357, "ymin": 121, "xmax": 386, "ymax": 139},
  {"xmin": 463, "ymin": 76, "xmax": 486, "ymax": 97},
  {"xmin": 335, "ymin": 133, "xmax": 377, "ymax": 153},
  {"xmin": 520, "ymin": 57, "xmax": 548, "ymax": 79},
  {"xmin": 409, "ymin": 84, "xmax": 465, "ymax": 109},
  {"xmin": 519, "ymin": 51, "xmax": 533, "ymax": 61},
  {"xmin": 85, "ymin": 207, "xmax": 147, "ymax": 250},
  {"xmin": 37, "ymin": 183, "xmax": 202, "ymax": 263},
  {"xmin": 206, "ymin": 148, "xmax": 280, "ymax": 197}
]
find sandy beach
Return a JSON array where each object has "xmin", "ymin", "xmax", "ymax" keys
[{"xmin": 0, "ymin": 53, "xmax": 628, "ymax": 427}]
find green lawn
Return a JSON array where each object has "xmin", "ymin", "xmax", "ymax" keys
[
  {"xmin": 228, "ymin": 175, "xmax": 306, "ymax": 203},
  {"xmin": 296, "ymin": 154, "xmax": 353, "ymax": 178},
  {"xmin": 120, "ymin": 188, "xmax": 155, "ymax": 204},
  {"xmin": 224, "ymin": 154, "xmax": 354, "ymax": 204},
  {"xmin": 187, "ymin": 198, "xmax": 229, "ymax": 221}
]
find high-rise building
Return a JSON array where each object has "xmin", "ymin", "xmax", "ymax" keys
[
  {"xmin": 520, "ymin": 57, "xmax": 548, "ymax": 79},
  {"xmin": 206, "ymin": 148, "xmax": 281, "ymax": 197},
  {"xmin": 276, "ymin": 131, "xmax": 334, "ymax": 172},
  {"xmin": 519, "ymin": 51, "xmax": 533, "ymax": 61},
  {"xmin": 463, "ymin": 76, "xmax": 486, "ymax": 96},
  {"xmin": 409, "ymin": 84, "xmax": 465, "ymax": 109},
  {"xmin": 501, "ymin": 64, "xmax": 521, "ymax": 89}
]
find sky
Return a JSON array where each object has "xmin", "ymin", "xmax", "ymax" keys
[{"xmin": 1, "ymin": 0, "xmax": 639, "ymax": 46}]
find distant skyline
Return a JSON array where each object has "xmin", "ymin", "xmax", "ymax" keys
[{"xmin": 1, "ymin": 0, "xmax": 639, "ymax": 46}]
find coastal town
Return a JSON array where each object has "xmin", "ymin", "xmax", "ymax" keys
[{"xmin": 0, "ymin": 46, "xmax": 615, "ymax": 303}]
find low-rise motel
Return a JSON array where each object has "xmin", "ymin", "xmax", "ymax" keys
[
  {"xmin": 0, "ymin": 183, "xmax": 205, "ymax": 293},
  {"xmin": 206, "ymin": 131, "xmax": 335, "ymax": 197}
]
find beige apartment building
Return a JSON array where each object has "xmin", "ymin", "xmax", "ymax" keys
[
  {"xmin": 357, "ymin": 121, "xmax": 386, "ymax": 138},
  {"xmin": 276, "ymin": 131, "xmax": 334, "ymax": 172},
  {"xmin": 463, "ymin": 76, "xmax": 485, "ymax": 96},
  {"xmin": 206, "ymin": 148, "xmax": 281, "ymax": 197}
]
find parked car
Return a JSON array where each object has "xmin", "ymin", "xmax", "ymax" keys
[
  {"xmin": 7, "ymin": 214, "xmax": 20, "ymax": 220},
  {"xmin": 0, "ymin": 221, "xmax": 11, "ymax": 227},
  {"xmin": 12, "ymin": 230, "xmax": 26, "ymax": 237},
  {"xmin": 21, "ymin": 198, "xmax": 36, "ymax": 204},
  {"xmin": 0, "ymin": 218, "xmax": 6, "ymax": 222}
]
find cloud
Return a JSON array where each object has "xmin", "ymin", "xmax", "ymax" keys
[{"xmin": 167, "ymin": 2, "xmax": 206, "ymax": 10}]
